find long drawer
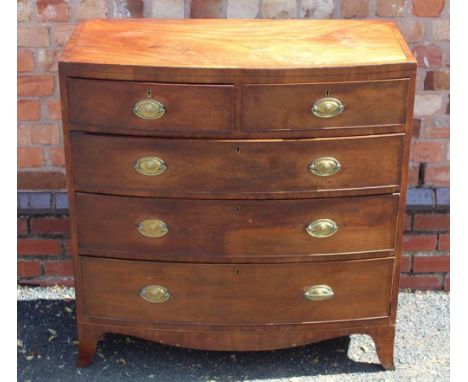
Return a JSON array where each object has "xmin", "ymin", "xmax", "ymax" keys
[
  {"xmin": 75, "ymin": 193, "xmax": 399, "ymax": 260},
  {"xmin": 80, "ymin": 256, "xmax": 394, "ymax": 324},
  {"xmin": 71, "ymin": 133, "xmax": 403, "ymax": 197}
]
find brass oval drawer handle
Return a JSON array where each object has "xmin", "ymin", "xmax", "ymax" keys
[
  {"xmin": 306, "ymin": 219, "xmax": 339, "ymax": 238},
  {"xmin": 309, "ymin": 157, "xmax": 341, "ymax": 177},
  {"xmin": 140, "ymin": 285, "xmax": 170, "ymax": 303},
  {"xmin": 137, "ymin": 219, "xmax": 168, "ymax": 238},
  {"xmin": 304, "ymin": 285, "xmax": 334, "ymax": 301},
  {"xmin": 133, "ymin": 99, "xmax": 166, "ymax": 119},
  {"xmin": 135, "ymin": 156, "xmax": 167, "ymax": 176},
  {"xmin": 311, "ymin": 97, "xmax": 344, "ymax": 118}
]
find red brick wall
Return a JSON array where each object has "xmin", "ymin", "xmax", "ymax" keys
[{"xmin": 17, "ymin": 0, "xmax": 450, "ymax": 289}]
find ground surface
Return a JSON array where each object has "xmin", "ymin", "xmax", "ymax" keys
[{"xmin": 18, "ymin": 287, "xmax": 449, "ymax": 382}]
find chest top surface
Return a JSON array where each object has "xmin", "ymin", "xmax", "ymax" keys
[{"xmin": 60, "ymin": 19, "xmax": 415, "ymax": 70}]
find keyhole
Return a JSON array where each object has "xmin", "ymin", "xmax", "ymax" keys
[
  {"xmin": 235, "ymin": 206, "xmax": 240, "ymax": 214},
  {"xmin": 236, "ymin": 269, "xmax": 239, "ymax": 275},
  {"xmin": 325, "ymin": 90, "xmax": 331, "ymax": 97},
  {"xmin": 236, "ymin": 147, "xmax": 241, "ymax": 154},
  {"xmin": 147, "ymin": 89, "xmax": 152, "ymax": 98}
]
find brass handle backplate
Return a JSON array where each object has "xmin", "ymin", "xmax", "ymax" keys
[
  {"xmin": 309, "ymin": 157, "xmax": 341, "ymax": 177},
  {"xmin": 133, "ymin": 99, "xmax": 166, "ymax": 119},
  {"xmin": 140, "ymin": 285, "xmax": 170, "ymax": 303},
  {"xmin": 306, "ymin": 219, "xmax": 339, "ymax": 238},
  {"xmin": 135, "ymin": 157, "xmax": 167, "ymax": 176},
  {"xmin": 304, "ymin": 285, "xmax": 334, "ymax": 301},
  {"xmin": 311, "ymin": 97, "xmax": 344, "ymax": 118},
  {"xmin": 137, "ymin": 219, "xmax": 168, "ymax": 238}
]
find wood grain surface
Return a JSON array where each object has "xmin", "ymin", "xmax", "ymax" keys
[
  {"xmin": 80, "ymin": 256, "xmax": 393, "ymax": 324},
  {"xmin": 75, "ymin": 193, "xmax": 399, "ymax": 260},
  {"xmin": 71, "ymin": 133, "xmax": 403, "ymax": 197},
  {"xmin": 61, "ymin": 19, "xmax": 414, "ymax": 69}
]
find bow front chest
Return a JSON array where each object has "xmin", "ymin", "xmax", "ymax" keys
[{"xmin": 59, "ymin": 19, "xmax": 416, "ymax": 369}]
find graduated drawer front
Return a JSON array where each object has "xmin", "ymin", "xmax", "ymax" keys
[
  {"xmin": 75, "ymin": 193, "xmax": 399, "ymax": 260},
  {"xmin": 71, "ymin": 133, "xmax": 403, "ymax": 196},
  {"xmin": 67, "ymin": 79, "xmax": 234, "ymax": 136},
  {"xmin": 81, "ymin": 256, "xmax": 393, "ymax": 324},
  {"xmin": 242, "ymin": 79, "xmax": 409, "ymax": 132}
]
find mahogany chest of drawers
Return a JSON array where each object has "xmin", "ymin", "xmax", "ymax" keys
[{"xmin": 59, "ymin": 19, "xmax": 416, "ymax": 370}]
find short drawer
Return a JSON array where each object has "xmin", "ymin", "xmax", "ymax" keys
[
  {"xmin": 242, "ymin": 79, "xmax": 408, "ymax": 132},
  {"xmin": 80, "ymin": 256, "xmax": 393, "ymax": 324},
  {"xmin": 71, "ymin": 133, "xmax": 403, "ymax": 197},
  {"xmin": 76, "ymin": 193, "xmax": 399, "ymax": 260},
  {"xmin": 67, "ymin": 79, "xmax": 234, "ymax": 136}
]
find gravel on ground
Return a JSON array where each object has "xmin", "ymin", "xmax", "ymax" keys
[{"xmin": 17, "ymin": 287, "xmax": 449, "ymax": 382}]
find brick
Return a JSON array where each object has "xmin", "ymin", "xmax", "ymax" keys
[
  {"xmin": 37, "ymin": 49, "xmax": 60, "ymax": 72},
  {"xmin": 18, "ymin": 239, "xmax": 61, "ymax": 256},
  {"xmin": 404, "ymin": 213, "xmax": 412, "ymax": 232},
  {"xmin": 262, "ymin": 0, "xmax": 296, "ymax": 19},
  {"xmin": 18, "ymin": 51, "xmax": 34, "ymax": 72},
  {"xmin": 36, "ymin": 0, "xmax": 71, "ymax": 22},
  {"xmin": 423, "ymin": 127, "xmax": 449, "ymax": 139},
  {"xmin": 109, "ymin": 0, "xmax": 144, "ymax": 17},
  {"xmin": 55, "ymin": 192, "xmax": 69, "ymax": 210},
  {"xmin": 435, "ymin": 187, "xmax": 450, "ymax": 211},
  {"xmin": 47, "ymin": 99, "xmax": 62, "ymax": 120},
  {"xmin": 77, "ymin": 0, "xmax": 108, "ymax": 20},
  {"xmin": 424, "ymin": 71, "xmax": 449, "ymax": 90},
  {"xmin": 414, "ymin": 214, "xmax": 449, "ymax": 231},
  {"xmin": 400, "ymin": 255, "xmax": 411, "ymax": 273},
  {"xmin": 44, "ymin": 260, "xmax": 74, "ymax": 276},
  {"xmin": 406, "ymin": 188, "xmax": 434, "ymax": 211},
  {"xmin": 396, "ymin": 20, "xmax": 424, "ymax": 43},
  {"xmin": 17, "ymin": 192, "xmax": 52, "ymax": 210},
  {"xmin": 18, "ymin": 99, "xmax": 41, "ymax": 121},
  {"xmin": 376, "ymin": 0, "xmax": 406, "ymax": 17},
  {"xmin": 151, "ymin": 0, "xmax": 184, "ymax": 18},
  {"xmin": 18, "ymin": 218, "xmax": 28, "ymax": 235},
  {"xmin": 18, "ymin": 125, "xmax": 31, "ymax": 146},
  {"xmin": 31, "ymin": 124, "xmax": 61, "ymax": 145},
  {"xmin": 227, "ymin": 0, "xmax": 259, "ymax": 18},
  {"xmin": 191, "ymin": 0, "xmax": 223, "ymax": 18},
  {"xmin": 414, "ymin": 94, "xmax": 443, "ymax": 116},
  {"xmin": 424, "ymin": 165, "xmax": 449, "ymax": 186},
  {"xmin": 413, "ymin": 45, "xmax": 442, "ymax": 68},
  {"xmin": 399, "ymin": 274, "xmax": 442, "ymax": 290},
  {"xmin": 51, "ymin": 24, "xmax": 76, "ymax": 47},
  {"xmin": 21, "ymin": 277, "xmax": 75, "ymax": 287},
  {"xmin": 17, "ymin": 148, "xmax": 44, "ymax": 168},
  {"xmin": 432, "ymin": 20, "xmax": 449, "ymax": 41},
  {"xmin": 413, "ymin": 255, "xmax": 449, "ymax": 273},
  {"xmin": 18, "ymin": 75, "xmax": 55, "ymax": 97},
  {"xmin": 18, "ymin": 0, "xmax": 33, "ymax": 22},
  {"xmin": 30, "ymin": 216, "xmax": 70, "ymax": 235},
  {"xmin": 50, "ymin": 147, "xmax": 66, "ymax": 166},
  {"xmin": 301, "ymin": 0, "xmax": 334, "ymax": 18},
  {"xmin": 64, "ymin": 240, "xmax": 72, "ymax": 256},
  {"xmin": 407, "ymin": 164, "xmax": 420, "ymax": 187},
  {"xmin": 411, "ymin": 141, "xmax": 444, "ymax": 163},
  {"xmin": 341, "ymin": 0, "xmax": 369, "ymax": 17},
  {"xmin": 438, "ymin": 234, "xmax": 450, "ymax": 250},
  {"xmin": 412, "ymin": 0, "xmax": 445, "ymax": 17},
  {"xmin": 412, "ymin": 119, "xmax": 421, "ymax": 137},
  {"xmin": 402, "ymin": 234, "xmax": 437, "ymax": 252},
  {"xmin": 18, "ymin": 261, "xmax": 42, "ymax": 278},
  {"xmin": 444, "ymin": 274, "xmax": 450, "ymax": 291},
  {"xmin": 18, "ymin": 172, "xmax": 67, "ymax": 190},
  {"xmin": 18, "ymin": 25, "xmax": 50, "ymax": 48}
]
